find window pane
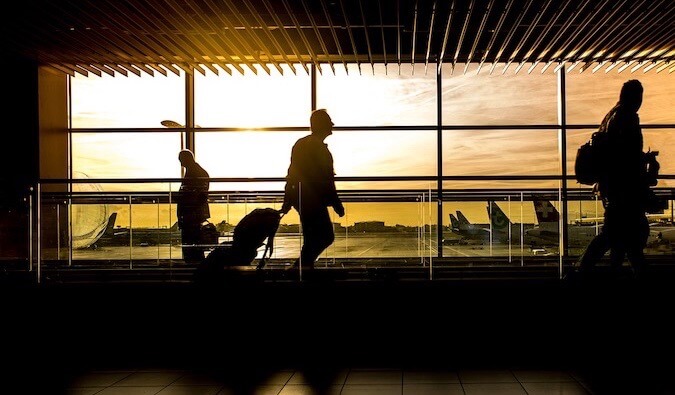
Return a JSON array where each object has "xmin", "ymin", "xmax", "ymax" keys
[
  {"xmin": 566, "ymin": 69, "xmax": 675, "ymax": 124},
  {"xmin": 441, "ymin": 63, "xmax": 558, "ymax": 125},
  {"xmin": 442, "ymin": 130, "xmax": 560, "ymax": 181},
  {"xmin": 195, "ymin": 131, "xmax": 304, "ymax": 178},
  {"xmin": 330, "ymin": 130, "xmax": 437, "ymax": 177},
  {"xmin": 71, "ymin": 73, "xmax": 185, "ymax": 128},
  {"xmin": 196, "ymin": 130, "xmax": 437, "ymax": 179},
  {"xmin": 72, "ymin": 133, "xmax": 183, "ymax": 183},
  {"xmin": 317, "ymin": 63, "xmax": 437, "ymax": 126},
  {"xmin": 194, "ymin": 64, "xmax": 310, "ymax": 127}
]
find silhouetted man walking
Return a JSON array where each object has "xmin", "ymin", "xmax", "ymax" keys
[
  {"xmin": 177, "ymin": 149, "xmax": 210, "ymax": 263},
  {"xmin": 281, "ymin": 109, "xmax": 345, "ymax": 269},
  {"xmin": 576, "ymin": 80, "xmax": 651, "ymax": 278}
]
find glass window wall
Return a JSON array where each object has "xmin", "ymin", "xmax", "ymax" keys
[{"xmin": 51, "ymin": 62, "xmax": 675, "ymax": 277}]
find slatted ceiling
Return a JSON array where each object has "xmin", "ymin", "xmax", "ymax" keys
[
  {"xmin": 245, "ymin": 0, "xmax": 297, "ymax": 75},
  {"xmin": 321, "ymin": 0, "xmax": 348, "ymax": 73},
  {"xmin": 358, "ymin": 0, "xmax": 375, "ymax": 74},
  {"xmin": 437, "ymin": 0, "xmax": 455, "ymax": 75},
  {"xmin": 423, "ymin": 1, "xmax": 436, "ymax": 73},
  {"xmin": 163, "ymin": 0, "xmax": 231, "ymax": 75},
  {"xmin": 5, "ymin": 0, "xmax": 674, "ymax": 77}
]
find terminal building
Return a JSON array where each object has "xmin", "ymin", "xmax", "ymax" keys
[{"xmin": 1, "ymin": 1, "xmax": 674, "ymax": 393}]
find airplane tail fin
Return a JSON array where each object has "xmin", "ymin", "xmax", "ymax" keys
[
  {"xmin": 533, "ymin": 198, "xmax": 560, "ymax": 224},
  {"xmin": 488, "ymin": 201, "xmax": 512, "ymax": 231},
  {"xmin": 102, "ymin": 212, "xmax": 117, "ymax": 236},
  {"xmin": 170, "ymin": 221, "xmax": 179, "ymax": 231},
  {"xmin": 449, "ymin": 213, "xmax": 460, "ymax": 230},
  {"xmin": 456, "ymin": 211, "xmax": 471, "ymax": 227}
]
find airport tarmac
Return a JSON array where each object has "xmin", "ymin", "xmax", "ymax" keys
[{"xmin": 64, "ymin": 233, "xmax": 671, "ymax": 262}]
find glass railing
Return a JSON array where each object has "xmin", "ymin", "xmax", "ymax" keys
[{"xmin": 23, "ymin": 177, "xmax": 675, "ymax": 283}]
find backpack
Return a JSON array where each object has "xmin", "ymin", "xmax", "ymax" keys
[{"xmin": 574, "ymin": 130, "xmax": 609, "ymax": 185}]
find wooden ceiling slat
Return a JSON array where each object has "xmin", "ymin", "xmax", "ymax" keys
[
  {"xmin": 76, "ymin": 63, "xmax": 103, "ymax": 77},
  {"xmin": 620, "ymin": 13, "xmax": 675, "ymax": 65},
  {"xmin": 99, "ymin": 1, "xmax": 200, "ymax": 75},
  {"xmin": 489, "ymin": 0, "xmax": 533, "ymax": 74},
  {"xmin": 642, "ymin": 60, "xmax": 666, "ymax": 73},
  {"xmin": 452, "ymin": 0, "xmax": 475, "ymax": 74},
  {"xmin": 577, "ymin": 0, "xmax": 636, "ymax": 71},
  {"xmin": 64, "ymin": 63, "xmax": 90, "ymax": 77},
  {"xmin": 339, "ymin": 0, "xmax": 361, "ymax": 74},
  {"xmin": 120, "ymin": 63, "xmax": 142, "ymax": 77},
  {"xmin": 6, "ymin": 0, "xmax": 673, "ymax": 76},
  {"xmin": 603, "ymin": 6, "xmax": 675, "ymax": 68},
  {"xmin": 630, "ymin": 61, "xmax": 648, "ymax": 73},
  {"xmin": 411, "ymin": 0, "xmax": 418, "ymax": 69},
  {"xmin": 158, "ymin": 0, "xmax": 235, "ymax": 75},
  {"xmin": 299, "ymin": 0, "xmax": 334, "ymax": 74},
  {"xmin": 437, "ymin": 0, "xmax": 456, "ymax": 74},
  {"xmin": 424, "ymin": 1, "xmax": 437, "ymax": 74},
  {"xmin": 377, "ymin": 0, "xmax": 388, "ymax": 70},
  {"xmin": 223, "ymin": 0, "xmax": 282, "ymax": 75},
  {"xmin": 519, "ymin": 0, "xmax": 571, "ymax": 74},
  {"xmin": 503, "ymin": 0, "xmax": 552, "ymax": 74},
  {"xmin": 358, "ymin": 0, "xmax": 375, "ymax": 74},
  {"xmin": 38, "ymin": 3, "xmax": 132, "ymax": 76},
  {"xmin": 186, "ymin": 0, "xmax": 252, "ymax": 75},
  {"xmin": 477, "ymin": 0, "xmax": 513, "ymax": 74},
  {"xmin": 13, "ymin": 5, "xmax": 115, "ymax": 76},
  {"xmin": 48, "ymin": 63, "xmax": 76, "ymax": 76},
  {"xmin": 320, "ymin": 0, "xmax": 349, "ymax": 73},
  {"xmin": 65, "ymin": 0, "xmax": 183, "ymax": 76},
  {"xmin": 535, "ymin": 1, "xmax": 593, "ymax": 73},
  {"xmin": 577, "ymin": 0, "xmax": 648, "ymax": 73},
  {"xmin": 463, "ymin": 0, "xmax": 494, "ymax": 74},
  {"xmin": 146, "ymin": 64, "xmax": 168, "ymax": 77},
  {"xmin": 617, "ymin": 60, "xmax": 638, "ymax": 73},
  {"xmin": 91, "ymin": 1, "xmax": 197, "ymax": 75},
  {"xmin": 279, "ymin": 0, "xmax": 321, "ymax": 74},
  {"xmin": 102, "ymin": 63, "xmax": 130, "ymax": 77},
  {"xmin": 243, "ymin": 0, "xmax": 298, "ymax": 75},
  {"xmin": 90, "ymin": 64, "xmax": 117, "ymax": 77},
  {"xmin": 656, "ymin": 61, "xmax": 672, "ymax": 73},
  {"xmin": 631, "ymin": 45, "xmax": 674, "ymax": 73},
  {"xmin": 564, "ymin": 0, "xmax": 630, "ymax": 64},
  {"xmin": 120, "ymin": 0, "xmax": 214, "ymax": 75},
  {"xmin": 261, "ymin": 0, "xmax": 310, "ymax": 74},
  {"xmin": 397, "ymin": 0, "xmax": 401, "ymax": 70},
  {"xmin": 550, "ymin": 0, "xmax": 613, "ymax": 73}
]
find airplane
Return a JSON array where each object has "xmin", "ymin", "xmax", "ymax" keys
[
  {"xmin": 86, "ymin": 212, "xmax": 182, "ymax": 249},
  {"xmin": 524, "ymin": 199, "xmax": 598, "ymax": 248},
  {"xmin": 524, "ymin": 198, "xmax": 663, "ymax": 249},
  {"xmin": 444, "ymin": 211, "xmax": 490, "ymax": 245},
  {"xmin": 486, "ymin": 201, "xmax": 536, "ymax": 245}
]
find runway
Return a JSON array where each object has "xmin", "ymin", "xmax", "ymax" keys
[{"xmin": 65, "ymin": 233, "xmax": 621, "ymax": 262}]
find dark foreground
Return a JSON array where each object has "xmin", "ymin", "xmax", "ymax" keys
[{"xmin": 2, "ymin": 271, "xmax": 675, "ymax": 394}]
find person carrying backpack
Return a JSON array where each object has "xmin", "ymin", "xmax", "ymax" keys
[
  {"xmin": 281, "ymin": 109, "xmax": 345, "ymax": 270},
  {"xmin": 574, "ymin": 80, "xmax": 653, "ymax": 279}
]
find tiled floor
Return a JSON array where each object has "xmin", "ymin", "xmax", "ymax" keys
[{"xmin": 62, "ymin": 367, "xmax": 597, "ymax": 395}]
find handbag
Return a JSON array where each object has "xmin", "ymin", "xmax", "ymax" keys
[{"xmin": 199, "ymin": 221, "xmax": 219, "ymax": 246}]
